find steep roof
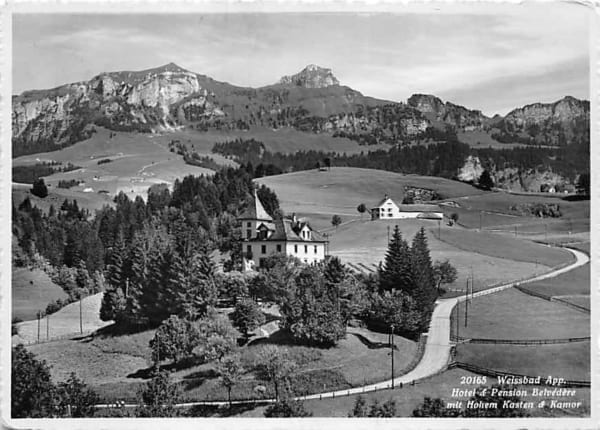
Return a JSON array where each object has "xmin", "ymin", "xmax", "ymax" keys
[
  {"xmin": 372, "ymin": 196, "xmax": 398, "ymax": 208},
  {"xmin": 252, "ymin": 218, "xmax": 327, "ymax": 242},
  {"xmin": 238, "ymin": 189, "xmax": 273, "ymax": 221}
]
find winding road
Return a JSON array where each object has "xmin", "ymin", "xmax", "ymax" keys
[{"xmin": 97, "ymin": 247, "xmax": 589, "ymax": 409}]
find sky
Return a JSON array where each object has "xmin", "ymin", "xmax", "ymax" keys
[{"xmin": 13, "ymin": 5, "xmax": 591, "ymax": 116}]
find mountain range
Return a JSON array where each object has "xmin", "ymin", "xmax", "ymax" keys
[{"xmin": 12, "ymin": 63, "xmax": 590, "ymax": 157}]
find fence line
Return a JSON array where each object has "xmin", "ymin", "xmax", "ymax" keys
[
  {"xmin": 450, "ymin": 335, "xmax": 590, "ymax": 345},
  {"xmin": 13, "ymin": 329, "xmax": 96, "ymax": 346},
  {"xmin": 551, "ymin": 297, "xmax": 590, "ymax": 314},
  {"xmin": 448, "ymin": 362, "xmax": 590, "ymax": 388}
]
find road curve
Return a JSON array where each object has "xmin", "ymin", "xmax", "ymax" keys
[{"xmin": 96, "ymin": 247, "xmax": 589, "ymax": 409}]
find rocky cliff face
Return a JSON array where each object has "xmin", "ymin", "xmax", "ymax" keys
[
  {"xmin": 279, "ymin": 64, "xmax": 340, "ymax": 88},
  {"xmin": 407, "ymin": 94, "xmax": 489, "ymax": 131},
  {"xmin": 12, "ymin": 63, "xmax": 231, "ymax": 155},
  {"xmin": 457, "ymin": 155, "xmax": 573, "ymax": 192},
  {"xmin": 494, "ymin": 96, "xmax": 589, "ymax": 146}
]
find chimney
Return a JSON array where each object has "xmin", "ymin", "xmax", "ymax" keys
[
  {"xmin": 292, "ymin": 213, "xmax": 297, "ymax": 224},
  {"xmin": 384, "ymin": 194, "xmax": 389, "ymax": 200}
]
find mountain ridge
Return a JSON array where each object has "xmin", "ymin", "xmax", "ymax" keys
[{"xmin": 12, "ymin": 63, "xmax": 590, "ymax": 157}]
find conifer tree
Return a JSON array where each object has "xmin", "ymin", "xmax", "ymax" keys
[
  {"xmin": 410, "ymin": 227, "xmax": 436, "ymax": 329},
  {"xmin": 379, "ymin": 226, "xmax": 413, "ymax": 293}
]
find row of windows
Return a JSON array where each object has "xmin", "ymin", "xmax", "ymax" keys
[{"xmin": 248, "ymin": 244, "xmax": 320, "ymax": 255}]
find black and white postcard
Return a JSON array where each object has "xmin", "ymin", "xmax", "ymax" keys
[{"xmin": 1, "ymin": 2, "xmax": 596, "ymax": 428}]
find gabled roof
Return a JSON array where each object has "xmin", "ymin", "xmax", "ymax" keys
[
  {"xmin": 372, "ymin": 196, "xmax": 398, "ymax": 209},
  {"xmin": 238, "ymin": 189, "xmax": 273, "ymax": 221},
  {"xmin": 251, "ymin": 217, "xmax": 327, "ymax": 242}
]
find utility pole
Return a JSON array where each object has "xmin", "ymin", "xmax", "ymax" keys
[
  {"xmin": 37, "ymin": 311, "xmax": 41, "ymax": 343},
  {"xmin": 456, "ymin": 301, "xmax": 460, "ymax": 340},
  {"xmin": 514, "ymin": 225, "xmax": 518, "ymax": 237},
  {"xmin": 545, "ymin": 224, "xmax": 548, "ymax": 242},
  {"xmin": 464, "ymin": 280, "xmax": 469, "ymax": 328},
  {"xmin": 47, "ymin": 314, "xmax": 49, "ymax": 340},
  {"xmin": 390, "ymin": 324, "xmax": 395, "ymax": 389},
  {"xmin": 79, "ymin": 294, "xmax": 83, "ymax": 334},
  {"xmin": 438, "ymin": 219, "xmax": 441, "ymax": 238},
  {"xmin": 479, "ymin": 211, "xmax": 482, "ymax": 231},
  {"xmin": 387, "ymin": 225, "xmax": 390, "ymax": 244}
]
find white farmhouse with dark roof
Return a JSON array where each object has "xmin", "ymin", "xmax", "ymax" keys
[
  {"xmin": 239, "ymin": 190, "xmax": 327, "ymax": 271},
  {"xmin": 371, "ymin": 194, "xmax": 443, "ymax": 220}
]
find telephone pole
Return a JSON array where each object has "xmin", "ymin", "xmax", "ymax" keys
[
  {"xmin": 37, "ymin": 311, "xmax": 41, "ymax": 343},
  {"xmin": 390, "ymin": 324, "xmax": 395, "ymax": 389},
  {"xmin": 464, "ymin": 279, "xmax": 469, "ymax": 327},
  {"xmin": 79, "ymin": 295, "xmax": 83, "ymax": 334}
]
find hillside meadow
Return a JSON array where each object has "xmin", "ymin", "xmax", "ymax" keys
[
  {"xmin": 12, "ymin": 267, "xmax": 67, "ymax": 321},
  {"xmin": 256, "ymin": 166, "xmax": 485, "ymax": 217},
  {"xmin": 449, "ymin": 288, "xmax": 589, "ymax": 340}
]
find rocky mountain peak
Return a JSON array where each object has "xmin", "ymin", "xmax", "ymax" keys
[{"xmin": 279, "ymin": 64, "xmax": 340, "ymax": 88}]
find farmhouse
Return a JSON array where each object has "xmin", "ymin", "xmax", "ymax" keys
[
  {"xmin": 371, "ymin": 194, "xmax": 443, "ymax": 220},
  {"xmin": 239, "ymin": 190, "xmax": 327, "ymax": 271}
]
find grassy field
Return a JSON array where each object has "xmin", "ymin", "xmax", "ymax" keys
[
  {"xmin": 446, "ymin": 192, "xmax": 590, "ymax": 235},
  {"xmin": 236, "ymin": 367, "xmax": 590, "ymax": 417},
  {"xmin": 455, "ymin": 341, "xmax": 590, "ymax": 382},
  {"xmin": 13, "ymin": 127, "xmax": 217, "ymax": 202},
  {"xmin": 27, "ymin": 322, "xmax": 418, "ymax": 403},
  {"xmin": 432, "ymin": 227, "xmax": 572, "ymax": 268},
  {"xmin": 554, "ymin": 296, "xmax": 590, "ymax": 310},
  {"xmin": 256, "ymin": 167, "xmax": 485, "ymax": 217},
  {"xmin": 449, "ymin": 288, "xmax": 589, "ymax": 340},
  {"xmin": 13, "ymin": 183, "xmax": 114, "ymax": 214},
  {"xmin": 13, "ymin": 293, "xmax": 112, "ymax": 345},
  {"xmin": 327, "ymin": 218, "xmax": 551, "ymax": 292},
  {"xmin": 12, "ymin": 267, "xmax": 67, "ymax": 321},
  {"xmin": 522, "ymin": 263, "xmax": 590, "ymax": 297}
]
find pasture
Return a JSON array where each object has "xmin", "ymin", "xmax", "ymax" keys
[
  {"xmin": 327, "ymin": 218, "xmax": 551, "ymax": 292},
  {"xmin": 446, "ymin": 192, "xmax": 589, "ymax": 235},
  {"xmin": 432, "ymin": 227, "xmax": 572, "ymax": 267},
  {"xmin": 256, "ymin": 167, "xmax": 485, "ymax": 217},
  {"xmin": 13, "ymin": 183, "xmax": 114, "ymax": 214},
  {"xmin": 236, "ymin": 367, "xmax": 590, "ymax": 417},
  {"xmin": 13, "ymin": 127, "xmax": 217, "ymax": 202},
  {"xmin": 13, "ymin": 293, "xmax": 111, "ymax": 345},
  {"xmin": 27, "ymin": 316, "xmax": 419, "ymax": 403},
  {"xmin": 449, "ymin": 288, "xmax": 589, "ymax": 340},
  {"xmin": 12, "ymin": 267, "xmax": 67, "ymax": 321},
  {"xmin": 521, "ymin": 263, "xmax": 590, "ymax": 297},
  {"xmin": 455, "ymin": 341, "xmax": 590, "ymax": 382}
]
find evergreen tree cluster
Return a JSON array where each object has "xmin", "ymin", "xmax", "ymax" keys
[
  {"xmin": 371, "ymin": 226, "xmax": 437, "ymax": 337},
  {"xmin": 13, "ymin": 166, "xmax": 282, "ymax": 327}
]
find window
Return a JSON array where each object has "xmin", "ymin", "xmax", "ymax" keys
[
  {"xmin": 304, "ymin": 245, "xmax": 308, "ymax": 253},
  {"xmin": 259, "ymin": 258, "xmax": 266, "ymax": 268},
  {"xmin": 314, "ymin": 246, "xmax": 318, "ymax": 254},
  {"xmin": 261, "ymin": 245, "xmax": 266, "ymax": 254},
  {"xmin": 247, "ymin": 222, "xmax": 251, "ymax": 228},
  {"xmin": 246, "ymin": 245, "xmax": 251, "ymax": 254},
  {"xmin": 294, "ymin": 245, "xmax": 298, "ymax": 253},
  {"xmin": 246, "ymin": 230, "xmax": 252, "ymax": 239},
  {"xmin": 276, "ymin": 244, "xmax": 282, "ymax": 252}
]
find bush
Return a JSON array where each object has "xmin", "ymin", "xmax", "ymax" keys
[{"xmin": 31, "ymin": 178, "xmax": 49, "ymax": 198}]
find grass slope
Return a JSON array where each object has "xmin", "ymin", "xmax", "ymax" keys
[
  {"xmin": 433, "ymin": 227, "xmax": 572, "ymax": 267},
  {"xmin": 455, "ymin": 341, "xmax": 590, "ymax": 382},
  {"xmin": 237, "ymin": 368, "xmax": 590, "ymax": 417},
  {"xmin": 256, "ymin": 167, "xmax": 485, "ymax": 217},
  {"xmin": 13, "ymin": 183, "xmax": 114, "ymax": 214},
  {"xmin": 13, "ymin": 293, "xmax": 111, "ymax": 344},
  {"xmin": 12, "ymin": 267, "xmax": 68, "ymax": 321},
  {"xmin": 450, "ymin": 288, "xmax": 589, "ymax": 340},
  {"xmin": 520, "ymin": 263, "xmax": 590, "ymax": 297},
  {"xmin": 327, "ymin": 218, "xmax": 550, "ymax": 293}
]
